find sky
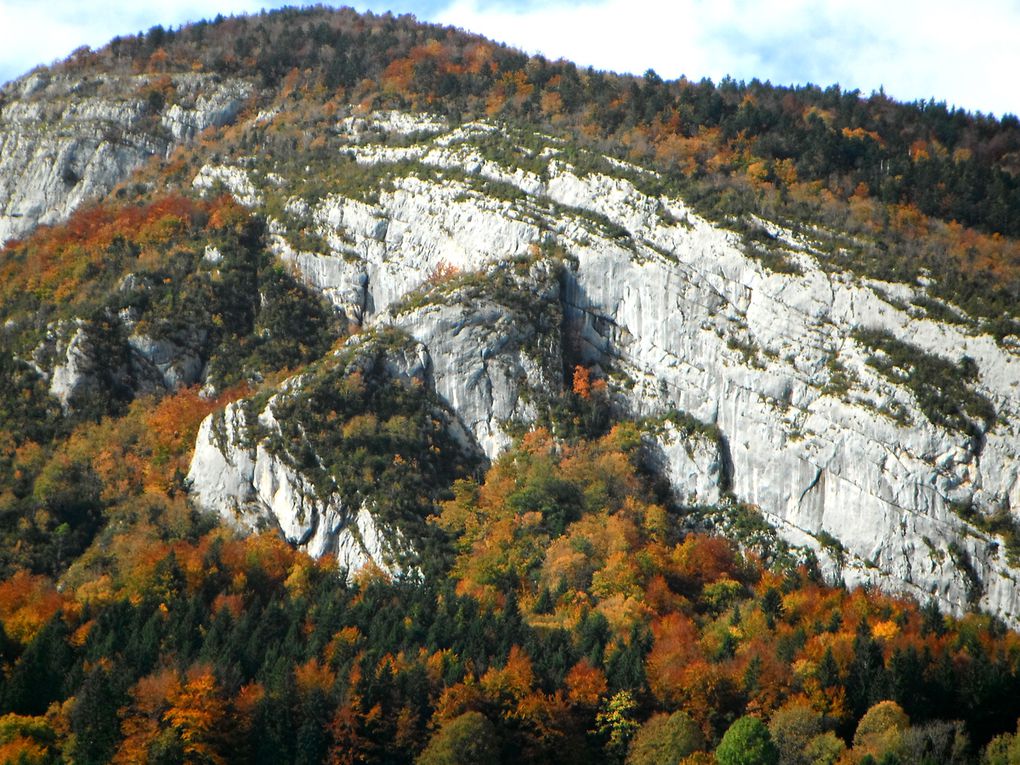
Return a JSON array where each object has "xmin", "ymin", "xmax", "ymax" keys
[{"xmin": 0, "ymin": 0, "xmax": 1017, "ymax": 117}]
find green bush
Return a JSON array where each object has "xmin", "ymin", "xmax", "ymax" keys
[{"xmin": 717, "ymin": 716, "xmax": 779, "ymax": 765}]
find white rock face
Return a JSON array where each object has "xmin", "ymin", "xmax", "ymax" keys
[
  {"xmin": 186, "ymin": 336, "xmax": 454, "ymax": 578},
  {"xmin": 187, "ymin": 395, "xmax": 401, "ymax": 577},
  {"xmin": 337, "ymin": 110, "xmax": 448, "ymax": 141},
  {"xmin": 389, "ymin": 260, "xmax": 564, "ymax": 460},
  {"xmin": 127, "ymin": 333, "xmax": 204, "ymax": 390},
  {"xmin": 192, "ymin": 163, "xmax": 263, "ymax": 207},
  {"xmin": 28, "ymin": 310, "xmax": 205, "ymax": 411},
  {"xmin": 0, "ymin": 71, "xmax": 251, "ymax": 245},
  {"xmin": 184, "ymin": 113, "xmax": 1020, "ymax": 619},
  {"xmin": 644, "ymin": 422, "xmax": 724, "ymax": 507},
  {"xmin": 48, "ymin": 325, "xmax": 98, "ymax": 411},
  {"xmin": 544, "ymin": 164, "xmax": 1020, "ymax": 621}
]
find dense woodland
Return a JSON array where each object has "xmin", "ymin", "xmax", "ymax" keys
[{"xmin": 2, "ymin": 5, "xmax": 1020, "ymax": 763}]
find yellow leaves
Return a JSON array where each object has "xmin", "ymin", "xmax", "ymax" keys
[
  {"xmin": 433, "ymin": 680, "xmax": 486, "ymax": 725},
  {"xmin": 871, "ymin": 619, "xmax": 899, "ymax": 642},
  {"xmin": 953, "ymin": 146, "xmax": 973, "ymax": 163},
  {"xmin": 486, "ymin": 70, "xmax": 533, "ymax": 116},
  {"xmin": 701, "ymin": 578, "xmax": 744, "ymax": 614},
  {"xmin": 841, "ymin": 126, "xmax": 883, "ymax": 144},
  {"xmin": 69, "ymin": 618, "xmax": 95, "ymax": 648},
  {"xmin": 803, "ymin": 105, "xmax": 835, "ymax": 125},
  {"xmin": 74, "ymin": 573, "xmax": 115, "ymax": 607},
  {"xmin": 295, "ymin": 658, "xmax": 337, "ymax": 697},
  {"xmin": 0, "ymin": 714, "xmax": 55, "ymax": 765},
  {"xmin": 542, "ymin": 536, "xmax": 592, "ymax": 594},
  {"xmin": 745, "ymin": 161, "xmax": 769, "ymax": 183},
  {"xmin": 464, "ymin": 42, "xmax": 496, "ymax": 75},
  {"xmin": 596, "ymin": 593, "xmax": 650, "ymax": 635},
  {"xmin": 114, "ymin": 664, "xmax": 235, "ymax": 765},
  {"xmin": 343, "ymin": 413, "xmax": 379, "ymax": 439},
  {"xmin": 481, "ymin": 646, "xmax": 534, "ymax": 706},
  {"xmin": 163, "ymin": 669, "xmax": 228, "ymax": 765},
  {"xmin": 773, "ymin": 158, "xmax": 798, "ymax": 187},
  {"xmin": 540, "ymin": 90, "xmax": 564, "ymax": 120},
  {"xmin": 590, "ymin": 551, "xmax": 642, "ymax": 600}
]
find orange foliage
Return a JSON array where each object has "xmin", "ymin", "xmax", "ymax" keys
[
  {"xmin": 571, "ymin": 365, "xmax": 591, "ymax": 399},
  {"xmin": 0, "ymin": 195, "xmax": 208, "ymax": 306},
  {"xmin": 142, "ymin": 382, "xmax": 250, "ymax": 492},
  {"xmin": 565, "ymin": 658, "xmax": 607, "ymax": 707},
  {"xmin": 220, "ymin": 532, "xmax": 297, "ymax": 589},
  {"xmin": 646, "ymin": 613, "xmax": 703, "ymax": 705},
  {"xmin": 114, "ymin": 668, "xmax": 182, "ymax": 764},
  {"xmin": 163, "ymin": 668, "xmax": 228, "ymax": 765},
  {"xmin": 0, "ymin": 736, "xmax": 49, "ymax": 765},
  {"xmin": 481, "ymin": 645, "xmax": 534, "ymax": 705},
  {"xmin": 427, "ymin": 259, "xmax": 461, "ymax": 285},
  {"xmin": 673, "ymin": 534, "xmax": 740, "ymax": 587},
  {"xmin": 0, "ymin": 571, "xmax": 66, "ymax": 644},
  {"xmin": 842, "ymin": 126, "xmax": 883, "ymax": 144},
  {"xmin": 295, "ymin": 658, "xmax": 337, "ymax": 697}
]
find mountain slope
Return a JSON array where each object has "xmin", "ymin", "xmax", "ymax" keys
[{"xmin": 2, "ymin": 7, "xmax": 1020, "ymax": 762}]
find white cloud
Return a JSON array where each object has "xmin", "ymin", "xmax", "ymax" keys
[
  {"xmin": 432, "ymin": 0, "xmax": 1020, "ymax": 116},
  {"xmin": 2, "ymin": 0, "xmax": 1017, "ymax": 116},
  {"xmin": 0, "ymin": 0, "xmax": 278, "ymax": 85}
]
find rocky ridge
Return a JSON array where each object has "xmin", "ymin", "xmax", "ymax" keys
[
  {"xmin": 181, "ymin": 110, "xmax": 1020, "ymax": 622},
  {"xmin": 187, "ymin": 329, "xmax": 479, "ymax": 576}
]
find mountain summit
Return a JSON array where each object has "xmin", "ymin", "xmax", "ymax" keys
[{"xmin": 1, "ymin": 6, "xmax": 1020, "ymax": 762}]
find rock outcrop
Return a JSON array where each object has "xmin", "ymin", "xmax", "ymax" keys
[
  {"xmin": 0, "ymin": 70, "xmax": 251, "ymax": 245},
  {"xmin": 187, "ymin": 331, "xmax": 475, "ymax": 578},
  {"xmin": 389, "ymin": 258, "xmax": 565, "ymax": 459}
]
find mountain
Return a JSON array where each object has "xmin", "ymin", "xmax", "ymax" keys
[{"xmin": 1, "ymin": 7, "xmax": 1020, "ymax": 763}]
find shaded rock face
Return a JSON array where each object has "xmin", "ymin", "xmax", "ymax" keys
[
  {"xmin": 26, "ymin": 312, "xmax": 207, "ymax": 417},
  {"xmin": 642, "ymin": 421, "xmax": 725, "ymax": 508},
  {"xmin": 126, "ymin": 333, "xmax": 206, "ymax": 391},
  {"xmin": 0, "ymin": 71, "xmax": 251, "ymax": 245},
  {"xmin": 388, "ymin": 259, "xmax": 565, "ymax": 460},
  {"xmin": 47, "ymin": 323, "xmax": 106, "ymax": 412},
  {"xmin": 187, "ymin": 397, "xmax": 361, "ymax": 564},
  {"xmin": 188, "ymin": 396, "xmax": 406, "ymax": 575},
  {"xmin": 182, "ymin": 111, "xmax": 1020, "ymax": 621}
]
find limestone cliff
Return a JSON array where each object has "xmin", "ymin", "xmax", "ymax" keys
[
  {"xmin": 4, "ymin": 86, "xmax": 1019, "ymax": 623},
  {"xmin": 184, "ymin": 111, "xmax": 1019, "ymax": 622}
]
